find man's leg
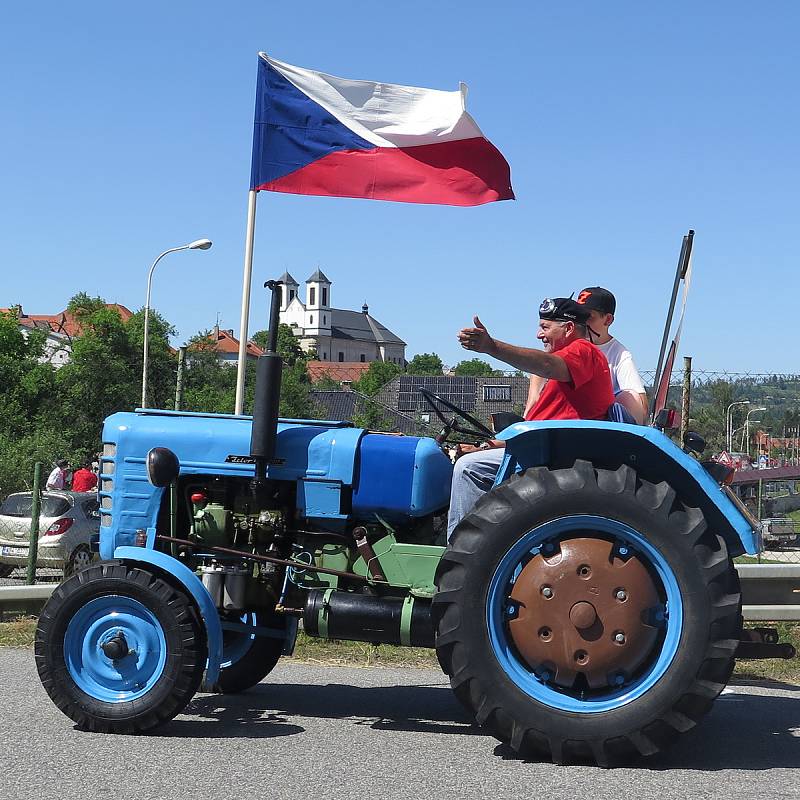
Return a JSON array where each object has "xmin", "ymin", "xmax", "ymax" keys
[{"xmin": 447, "ymin": 448, "xmax": 506, "ymax": 539}]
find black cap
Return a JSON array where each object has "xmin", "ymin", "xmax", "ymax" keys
[
  {"xmin": 539, "ymin": 297, "xmax": 591, "ymax": 324},
  {"xmin": 577, "ymin": 287, "xmax": 616, "ymax": 315}
]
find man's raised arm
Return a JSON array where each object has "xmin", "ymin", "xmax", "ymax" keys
[{"xmin": 457, "ymin": 316, "xmax": 571, "ymax": 381}]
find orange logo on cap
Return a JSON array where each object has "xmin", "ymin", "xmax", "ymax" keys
[{"xmin": 576, "ymin": 290, "xmax": 592, "ymax": 305}]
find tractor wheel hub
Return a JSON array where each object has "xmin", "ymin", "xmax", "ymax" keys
[{"xmin": 508, "ymin": 537, "xmax": 661, "ymax": 690}]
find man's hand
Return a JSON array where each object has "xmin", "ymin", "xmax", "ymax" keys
[
  {"xmin": 454, "ymin": 443, "xmax": 482, "ymax": 459},
  {"xmin": 457, "ymin": 316, "xmax": 495, "ymax": 355}
]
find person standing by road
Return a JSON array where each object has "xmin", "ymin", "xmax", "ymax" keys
[
  {"xmin": 71, "ymin": 462, "xmax": 98, "ymax": 493},
  {"xmin": 45, "ymin": 459, "xmax": 69, "ymax": 490}
]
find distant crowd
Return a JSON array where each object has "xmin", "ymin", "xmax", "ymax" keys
[{"xmin": 45, "ymin": 459, "xmax": 98, "ymax": 493}]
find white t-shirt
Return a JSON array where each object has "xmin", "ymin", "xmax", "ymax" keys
[
  {"xmin": 46, "ymin": 466, "xmax": 65, "ymax": 490},
  {"xmin": 596, "ymin": 338, "xmax": 645, "ymax": 396}
]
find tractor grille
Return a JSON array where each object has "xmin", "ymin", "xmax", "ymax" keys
[{"xmin": 99, "ymin": 442, "xmax": 116, "ymax": 527}]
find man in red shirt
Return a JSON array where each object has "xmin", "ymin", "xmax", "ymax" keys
[
  {"xmin": 446, "ymin": 297, "xmax": 613, "ymax": 538},
  {"xmin": 71, "ymin": 462, "xmax": 98, "ymax": 493}
]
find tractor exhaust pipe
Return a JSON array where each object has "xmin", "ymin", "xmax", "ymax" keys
[{"xmin": 250, "ymin": 279, "xmax": 283, "ymax": 481}]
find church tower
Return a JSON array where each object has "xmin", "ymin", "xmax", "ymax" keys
[
  {"xmin": 305, "ymin": 268, "xmax": 332, "ymax": 338},
  {"xmin": 279, "ymin": 271, "xmax": 299, "ymax": 312}
]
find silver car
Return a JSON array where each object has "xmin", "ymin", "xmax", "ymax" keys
[{"xmin": 0, "ymin": 491, "xmax": 100, "ymax": 578}]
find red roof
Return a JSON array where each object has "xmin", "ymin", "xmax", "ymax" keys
[
  {"xmin": 307, "ymin": 361, "xmax": 372, "ymax": 383},
  {"xmin": 186, "ymin": 328, "xmax": 263, "ymax": 358},
  {"xmin": 212, "ymin": 329, "xmax": 263, "ymax": 357},
  {"xmin": 2, "ymin": 304, "xmax": 133, "ymax": 338}
]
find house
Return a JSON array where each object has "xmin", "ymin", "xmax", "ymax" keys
[
  {"xmin": 192, "ymin": 326, "xmax": 263, "ymax": 366},
  {"xmin": 375, "ymin": 374, "xmax": 530, "ymax": 428},
  {"xmin": 278, "ymin": 270, "xmax": 406, "ymax": 365},
  {"xmin": 1, "ymin": 303, "xmax": 134, "ymax": 368}
]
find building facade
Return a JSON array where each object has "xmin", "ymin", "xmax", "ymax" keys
[{"xmin": 278, "ymin": 270, "xmax": 406, "ymax": 365}]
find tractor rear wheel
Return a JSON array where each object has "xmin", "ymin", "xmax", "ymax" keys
[
  {"xmin": 35, "ymin": 561, "xmax": 206, "ymax": 733},
  {"xmin": 213, "ymin": 609, "xmax": 286, "ymax": 693},
  {"xmin": 433, "ymin": 460, "xmax": 741, "ymax": 766}
]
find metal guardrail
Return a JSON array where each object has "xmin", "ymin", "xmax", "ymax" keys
[
  {"xmin": 1, "ymin": 564, "xmax": 800, "ymax": 621},
  {"xmin": 737, "ymin": 564, "xmax": 800, "ymax": 621}
]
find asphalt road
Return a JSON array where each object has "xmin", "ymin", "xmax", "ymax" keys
[{"xmin": 2, "ymin": 649, "xmax": 799, "ymax": 800}]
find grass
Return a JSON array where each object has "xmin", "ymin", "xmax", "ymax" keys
[{"xmin": 2, "ymin": 617, "xmax": 796, "ymax": 684}]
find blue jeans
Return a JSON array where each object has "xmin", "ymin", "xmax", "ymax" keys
[{"xmin": 447, "ymin": 447, "xmax": 506, "ymax": 539}]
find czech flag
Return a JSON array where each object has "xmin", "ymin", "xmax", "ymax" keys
[{"xmin": 250, "ymin": 54, "xmax": 514, "ymax": 207}]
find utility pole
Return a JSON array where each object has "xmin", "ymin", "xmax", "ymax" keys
[
  {"xmin": 174, "ymin": 346, "xmax": 187, "ymax": 411},
  {"xmin": 680, "ymin": 357, "xmax": 691, "ymax": 445}
]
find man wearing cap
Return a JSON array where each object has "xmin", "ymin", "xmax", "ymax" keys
[
  {"xmin": 446, "ymin": 297, "xmax": 614, "ymax": 538},
  {"xmin": 576, "ymin": 287, "xmax": 647, "ymax": 424}
]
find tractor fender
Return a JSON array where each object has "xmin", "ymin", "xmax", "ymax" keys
[
  {"xmin": 114, "ymin": 546, "xmax": 223, "ymax": 686},
  {"xmin": 496, "ymin": 420, "xmax": 759, "ymax": 556}
]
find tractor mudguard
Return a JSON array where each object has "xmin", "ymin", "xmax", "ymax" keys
[
  {"xmin": 495, "ymin": 420, "xmax": 758, "ymax": 556},
  {"xmin": 114, "ymin": 546, "xmax": 224, "ymax": 686}
]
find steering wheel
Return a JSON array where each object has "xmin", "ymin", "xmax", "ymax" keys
[{"xmin": 419, "ymin": 388, "xmax": 495, "ymax": 446}]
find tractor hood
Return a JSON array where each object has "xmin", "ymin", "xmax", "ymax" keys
[{"xmin": 103, "ymin": 409, "xmax": 364, "ymax": 485}]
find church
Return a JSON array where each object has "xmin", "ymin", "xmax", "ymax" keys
[{"xmin": 278, "ymin": 270, "xmax": 406, "ymax": 365}]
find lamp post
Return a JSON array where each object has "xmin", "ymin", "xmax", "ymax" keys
[
  {"xmin": 744, "ymin": 407, "xmax": 766, "ymax": 458},
  {"xmin": 725, "ymin": 400, "xmax": 750, "ymax": 452},
  {"xmin": 141, "ymin": 239, "xmax": 212, "ymax": 408}
]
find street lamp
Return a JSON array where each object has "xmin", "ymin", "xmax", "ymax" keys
[
  {"xmin": 141, "ymin": 239, "xmax": 212, "ymax": 408},
  {"xmin": 725, "ymin": 400, "xmax": 750, "ymax": 452},
  {"xmin": 744, "ymin": 407, "xmax": 766, "ymax": 457}
]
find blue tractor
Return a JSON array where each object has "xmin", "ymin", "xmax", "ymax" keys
[{"xmin": 35, "ymin": 280, "xmax": 770, "ymax": 765}]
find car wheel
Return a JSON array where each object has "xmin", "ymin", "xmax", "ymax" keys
[{"xmin": 64, "ymin": 545, "xmax": 93, "ymax": 578}]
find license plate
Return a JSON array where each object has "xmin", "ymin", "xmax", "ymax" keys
[{"xmin": 1, "ymin": 546, "xmax": 28, "ymax": 557}]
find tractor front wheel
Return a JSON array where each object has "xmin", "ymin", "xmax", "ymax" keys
[
  {"xmin": 35, "ymin": 561, "xmax": 207, "ymax": 733},
  {"xmin": 433, "ymin": 460, "xmax": 742, "ymax": 766}
]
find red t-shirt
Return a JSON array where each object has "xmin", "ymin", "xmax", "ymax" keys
[
  {"xmin": 525, "ymin": 338, "xmax": 614, "ymax": 421},
  {"xmin": 71, "ymin": 468, "xmax": 97, "ymax": 493}
]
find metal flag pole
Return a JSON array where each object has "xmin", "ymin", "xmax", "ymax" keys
[{"xmin": 235, "ymin": 189, "xmax": 258, "ymax": 415}]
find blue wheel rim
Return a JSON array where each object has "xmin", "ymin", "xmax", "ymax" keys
[
  {"xmin": 221, "ymin": 612, "xmax": 256, "ymax": 669},
  {"xmin": 64, "ymin": 596, "xmax": 167, "ymax": 703},
  {"xmin": 486, "ymin": 515, "xmax": 683, "ymax": 714}
]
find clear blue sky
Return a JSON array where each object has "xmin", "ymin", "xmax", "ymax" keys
[{"xmin": 2, "ymin": 1, "xmax": 797, "ymax": 374}]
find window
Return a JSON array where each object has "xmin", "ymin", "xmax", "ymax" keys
[
  {"xmin": 360, "ymin": 354, "xmax": 366, "ymax": 362},
  {"xmin": 338, "ymin": 352, "xmax": 344, "ymax": 362},
  {"xmin": 483, "ymin": 385, "xmax": 512, "ymax": 402},
  {"xmin": 323, "ymin": 353, "xmax": 327, "ymax": 360},
  {"xmin": 323, "ymin": 315, "xmax": 326, "ymax": 325},
  {"xmin": 322, "ymin": 288, "xmax": 328, "ymax": 306},
  {"xmin": 290, "ymin": 289, "xmax": 295, "ymax": 301},
  {"xmin": 309, "ymin": 315, "xmax": 313, "ymax": 325},
  {"xmin": 309, "ymin": 287, "xmax": 316, "ymax": 305}
]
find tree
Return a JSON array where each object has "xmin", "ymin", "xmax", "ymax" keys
[
  {"xmin": 352, "ymin": 360, "xmax": 402, "ymax": 396},
  {"xmin": 407, "ymin": 353, "xmax": 443, "ymax": 376},
  {"xmin": 453, "ymin": 358, "xmax": 498, "ymax": 377},
  {"xmin": 251, "ymin": 324, "xmax": 308, "ymax": 366},
  {"xmin": 54, "ymin": 305, "xmax": 141, "ymax": 452}
]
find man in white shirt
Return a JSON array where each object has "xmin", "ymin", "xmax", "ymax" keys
[
  {"xmin": 523, "ymin": 287, "xmax": 647, "ymax": 423},
  {"xmin": 577, "ymin": 286, "xmax": 647, "ymax": 423},
  {"xmin": 46, "ymin": 459, "xmax": 69, "ymax": 490}
]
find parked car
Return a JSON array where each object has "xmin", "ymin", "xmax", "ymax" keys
[{"xmin": 0, "ymin": 491, "xmax": 99, "ymax": 578}]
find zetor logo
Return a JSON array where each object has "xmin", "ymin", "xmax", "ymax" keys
[{"xmin": 576, "ymin": 290, "xmax": 592, "ymax": 305}]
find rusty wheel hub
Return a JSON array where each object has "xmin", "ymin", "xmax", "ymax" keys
[{"xmin": 508, "ymin": 537, "xmax": 661, "ymax": 689}]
